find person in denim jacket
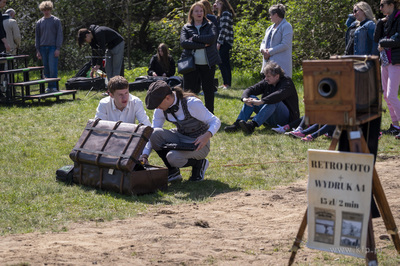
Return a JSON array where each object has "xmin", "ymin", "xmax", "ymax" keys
[{"xmin": 345, "ymin": 1, "xmax": 378, "ymax": 55}]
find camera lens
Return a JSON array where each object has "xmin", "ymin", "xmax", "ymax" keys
[{"xmin": 318, "ymin": 78, "xmax": 337, "ymax": 98}]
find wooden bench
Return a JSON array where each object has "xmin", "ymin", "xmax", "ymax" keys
[
  {"xmin": 22, "ymin": 90, "xmax": 77, "ymax": 103},
  {"xmin": 0, "ymin": 66, "xmax": 44, "ymax": 75},
  {"xmin": 7, "ymin": 78, "xmax": 76, "ymax": 103},
  {"xmin": 0, "ymin": 66, "xmax": 44, "ymax": 84},
  {"xmin": 0, "ymin": 54, "xmax": 77, "ymax": 104},
  {"xmin": 9, "ymin": 77, "xmax": 61, "ymax": 95},
  {"xmin": 0, "ymin": 55, "xmax": 28, "ymax": 70}
]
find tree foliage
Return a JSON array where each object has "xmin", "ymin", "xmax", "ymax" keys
[{"xmin": 7, "ymin": 0, "xmax": 383, "ymax": 73}]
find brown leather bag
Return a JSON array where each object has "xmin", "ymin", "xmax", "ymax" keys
[
  {"xmin": 72, "ymin": 163, "xmax": 168, "ymax": 195},
  {"xmin": 69, "ymin": 119, "xmax": 168, "ymax": 195},
  {"xmin": 70, "ymin": 119, "xmax": 153, "ymax": 171}
]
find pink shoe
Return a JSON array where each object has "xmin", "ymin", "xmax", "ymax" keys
[
  {"xmin": 301, "ymin": 135, "xmax": 314, "ymax": 142},
  {"xmin": 289, "ymin": 131, "xmax": 305, "ymax": 138}
]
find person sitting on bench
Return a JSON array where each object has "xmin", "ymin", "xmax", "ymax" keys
[
  {"xmin": 95, "ymin": 75, "xmax": 151, "ymax": 126},
  {"xmin": 140, "ymin": 80, "xmax": 221, "ymax": 182}
]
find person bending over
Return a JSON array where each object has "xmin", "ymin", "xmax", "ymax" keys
[
  {"xmin": 95, "ymin": 75, "xmax": 151, "ymax": 126},
  {"xmin": 224, "ymin": 61, "xmax": 299, "ymax": 134},
  {"xmin": 78, "ymin": 25, "xmax": 125, "ymax": 82},
  {"xmin": 141, "ymin": 80, "xmax": 221, "ymax": 182}
]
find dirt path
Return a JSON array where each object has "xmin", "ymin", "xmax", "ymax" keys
[{"xmin": 0, "ymin": 158, "xmax": 399, "ymax": 265}]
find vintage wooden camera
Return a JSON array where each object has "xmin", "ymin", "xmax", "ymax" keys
[{"xmin": 303, "ymin": 56, "xmax": 382, "ymax": 126}]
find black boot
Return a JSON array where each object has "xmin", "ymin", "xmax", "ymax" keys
[
  {"xmin": 224, "ymin": 120, "xmax": 240, "ymax": 132},
  {"xmin": 238, "ymin": 120, "xmax": 257, "ymax": 134},
  {"xmin": 156, "ymin": 150, "xmax": 182, "ymax": 182},
  {"xmin": 184, "ymin": 158, "xmax": 209, "ymax": 182}
]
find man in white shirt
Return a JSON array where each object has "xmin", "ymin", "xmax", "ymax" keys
[
  {"xmin": 141, "ymin": 80, "xmax": 221, "ymax": 182},
  {"xmin": 95, "ymin": 75, "xmax": 151, "ymax": 126},
  {"xmin": 3, "ymin": 8, "xmax": 20, "ymax": 55}
]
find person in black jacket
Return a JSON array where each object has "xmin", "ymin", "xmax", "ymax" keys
[
  {"xmin": 147, "ymin": 43, "xmax": 175, "ymax": 77},
  {"xmin": 78, "ymin": 25, "xmax": 125, "ymax": 82},
  {"xmin": 374, "ymin": 0, "xmax": 400, "ymax": 136},
  {"xmin": 224, "ymin": 61, "xmax": 300, "ymax": 134},
  {"xmin": 180, "ymin": 1, "xmax": 221, "ymax": 114}
]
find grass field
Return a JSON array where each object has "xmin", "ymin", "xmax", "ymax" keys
[{"xmin": 0, "ymin": 67, "xmax": 399, "ymax": 241}]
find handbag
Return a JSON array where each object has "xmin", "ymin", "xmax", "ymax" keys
[{"xmin": 177, "ymin": 54, "xmax": 195, "ymax": 74}]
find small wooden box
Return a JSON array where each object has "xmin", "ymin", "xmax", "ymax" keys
[{"xmin": 303, "ymin": 56, "xmax": 381, "ymax": 126}]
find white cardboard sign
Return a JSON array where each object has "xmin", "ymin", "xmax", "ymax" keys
[{"xmin": 307, "ymin": 149, "xmax": 374, "ymax": 258}]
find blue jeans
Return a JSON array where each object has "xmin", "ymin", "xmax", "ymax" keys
[
  {"xmin": 218, "ymin": 43, "xmax": 232, "ymax": 86},
  {"xmin": 237, "ymin": 96, "xmax": 289, "ymax": 127},
  {"xmin": 303, "ymin": 124, "xmax": 335, "ymax": 139},
  {"xmin": 39, "ymin": 46, "xmax": 59, "ymax": 89}
]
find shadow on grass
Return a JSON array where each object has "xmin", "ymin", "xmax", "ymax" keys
[
  {"xmin": 218, "ymin": 120, "xmax": 281, "ymax": 136},
  {"xmin": 73, "ymin": 178, "xmax": 240, "ymax": 205},
  {"xmin": 214, "ymin": 92, "xmax": 241, "ymax": 100}
]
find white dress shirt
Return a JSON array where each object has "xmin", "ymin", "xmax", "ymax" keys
[{"xmin": 95, "ymin": 94, "xmax": 151, "ymax": 126}]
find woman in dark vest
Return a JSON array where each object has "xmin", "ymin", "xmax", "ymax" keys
[{"xmin": 140, "ymin": 80, "xmax": 221, "ymax": 182}]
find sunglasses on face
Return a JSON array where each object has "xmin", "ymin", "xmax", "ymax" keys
[
  {"xmin": 380, "ymin": 3, "xmax": 386, "ymax": 8},
  {"xmin": 353, "ymin": 9, "xmax": 359, "ymax": 13}
]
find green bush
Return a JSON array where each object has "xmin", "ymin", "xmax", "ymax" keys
[{"xmin": 8, "ymin": 0, "xmax": 381, "ymax": 73}]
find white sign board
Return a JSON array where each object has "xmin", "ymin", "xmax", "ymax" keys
[{"xmin": 307, "ymin": 149, "xmax": 374, "ymax": 258}]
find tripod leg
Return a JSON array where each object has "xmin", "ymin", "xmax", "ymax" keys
[
  {"xmin": 288, "ymin": 209, "xmax": 307, "ymax": 266},
  {"xmin": 348, "ymin": 128, "xmax": 363, "ymax": 153},
  {"xmin": 359, "ymin": 136, "xmax": 400, "ymax": 253},
  {"xmin": 366, "ymin": 213, "xmax": 378, "ymax": 264},
  {"xmin": 328, "ymin": 126, "xmax": 341, "ymax": 151},
  {"xmin": 372, "ymin": 168, "xmax": 400, "ymax": 253}
]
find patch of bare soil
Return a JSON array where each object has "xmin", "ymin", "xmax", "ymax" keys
[{"xmin": 0, "ymin": 158, "xmax": 399, "ymax": 265}]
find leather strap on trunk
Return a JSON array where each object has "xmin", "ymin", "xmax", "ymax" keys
[
  {"xmin": 99, "ymin": 168, "xmax": 103, "ymax": 190},
  {"xmin": 95, "ymin": 121, "xmax": 122, "ymax": 166},
  {"xmin": 116, "ymin": 123, "xmax": 142, "ymax": 170},
  {"xmin": 75, "ymin": 118, "xmax": 101, "ymax": 163},
  {"xmin": 119, "ymin": 171, "xmax": 125, "ymax": 194}
]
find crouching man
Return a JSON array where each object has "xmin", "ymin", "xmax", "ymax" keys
[
  {"xmin": 140, "ymin": 80, "xmax": 221, "ymax": 182},
  {"xmin": 224, "ymin": 61, "xmax": 300, "ymax": 134}
]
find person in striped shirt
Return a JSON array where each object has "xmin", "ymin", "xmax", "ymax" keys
[{"xmin": 215, "ymin": 0, "xmax": 235, "ymax": 89}]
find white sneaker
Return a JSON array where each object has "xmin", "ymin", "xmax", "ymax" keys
[
  {"xmin": 285, "ymin": 127, "xmax": 302, "ymax": 135},
  {"xmin": 272, "ymin": 125, "xmax": 286, "ymax": 134}
]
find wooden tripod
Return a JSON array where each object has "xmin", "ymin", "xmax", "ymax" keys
[{"xmin": 288, "ymin": 125, "xmax": 400, "ymax": 265}]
